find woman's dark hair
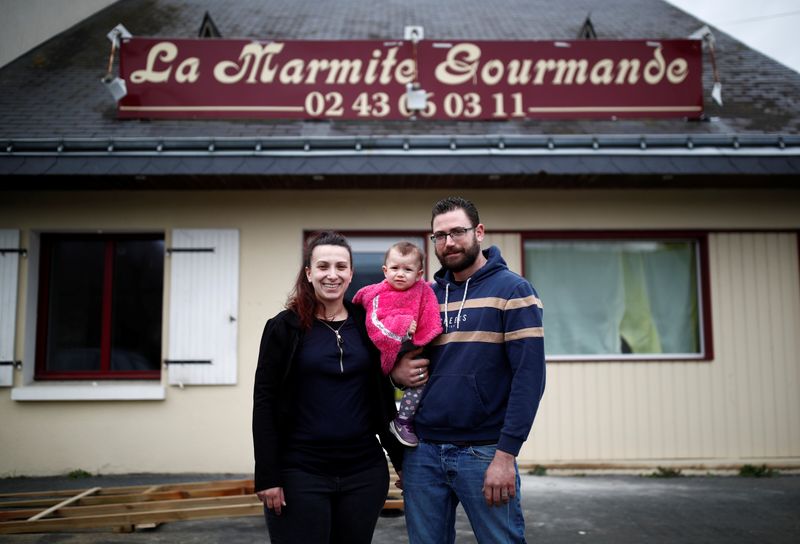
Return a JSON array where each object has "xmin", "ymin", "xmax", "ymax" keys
[
  {"xmin": 287, "ymin": 231, "xmax": 353, "ymax": 329},
  {"xmin": 431, "ymin": 196, "xmax": 480, "ymax": 229}
]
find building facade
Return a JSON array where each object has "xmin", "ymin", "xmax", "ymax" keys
[{"xmin": 1, "ymin": 0, "xmax": 799, "ymax": 476}]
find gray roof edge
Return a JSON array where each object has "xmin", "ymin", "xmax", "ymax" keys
[
  {"xmin": 2, "ymin": 153, "xmax": 799, "ymax": 179},
  {"xmin": 2, "ymin": 134, "xmax": 799, "ymax": 156}
]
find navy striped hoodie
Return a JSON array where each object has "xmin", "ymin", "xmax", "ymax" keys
[{"xmin": 416, "ymin": 246, "xmax": 546, "ymax": 456}]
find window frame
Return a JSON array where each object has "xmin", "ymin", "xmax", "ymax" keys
[
  {"xmin": 34, "ymin": 232, "xmax": 165, "ymax": 380},
  {"xmin": 521, "ymin": 230, "xmax": 713, "ymax": 362}
]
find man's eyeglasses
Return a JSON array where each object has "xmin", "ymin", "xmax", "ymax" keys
[{"xmin": 430, "ymin": 227, "xmax": 476, "ymax": 244}]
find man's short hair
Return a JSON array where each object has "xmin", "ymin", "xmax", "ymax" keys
[
  {"xmin": 431, "ymin": 196, "xmax": 480, "ymax": 229},
  {"xmin": 385, "ymin": 241, "xmax": 424, "ymax": 269}
]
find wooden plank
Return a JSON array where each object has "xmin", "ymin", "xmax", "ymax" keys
[
  {"xmin": 1, "ymin": 484, "xmax": 251, "ymax": 509},
  {"xmin": 149, "ymin": 479, "xmax": 253, "ymax": 492},
  {"xmin": 1, "ymin": 497, "xmax": 93, "ymax": 509},
  {"xmin": 0, "ymin": 489, "xmax": 92, "ymax": 499},
  {"xmin": 0, "ymin": 493, "xmax": 188, "ymax": 509},
  {"xmin": 27, "ymin": 487, "xmax": 101, "ymax": 521},
  {"xmin": 60, "ymin": 495, "xmax": 258, "ymax": 518},
  {"xmin": 0, "ymin": 478, "xmax": 253, "ymax": 500},
  {"xmin": 79, "ymin": 485, "xmax": 251, "ymax": 506},
  {"xmin": 0, "ymin": 511, "xmax": 37, "ymax": 522},
  {"xmin": 133, "ymin": 485, "xmax": 164, "ymax": 531},
  {"xmin": 0, "ymin": 495, "xmax": 261, "ymax": 532},
  {"xmin": 0, "ymin": 495, "xmax": 260, "ymax": 523},
  {"xmin": 0, "ymin": 503, "xmax": 263, "ymax": 534}
]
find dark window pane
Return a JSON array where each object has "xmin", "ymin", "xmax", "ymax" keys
[
  {"xmin": 37, "ymin": 234, "xmax": 165, "ymax": 380},
  {"xmin": 347, "ymin": 251, "xmax": 385, "ymax": 300},
  {"xmin": 110, "ymin": 240, "xmax": 165, "ymax": 371},
  {"xmin": 46, "ymin": 240, "xmax": 105, "ymax": 372}
]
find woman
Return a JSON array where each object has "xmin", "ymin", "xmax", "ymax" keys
[{"xmin": 252, "ymin": 231, "xmax": 405, "ymax": 543}]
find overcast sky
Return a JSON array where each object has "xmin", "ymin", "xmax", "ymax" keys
[{"xmin": 665, "ymin": 0, "xmax": 800, "ymax": 74}]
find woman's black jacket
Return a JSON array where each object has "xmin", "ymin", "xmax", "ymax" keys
[{"xmin": 252, "ymin": 301, "xmax": 404, "ymax": 492}]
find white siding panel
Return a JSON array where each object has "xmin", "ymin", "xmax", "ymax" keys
[
  {"xmin": 168, "ymin": 229, "xmax": 239, "ymax": 386},
  {"xmin": 0, "ymin": 230, "xmax": 20, "ymax": 386},
  {"xmin": 524, "ymin": 232, "xmax": 800, "ymax": 465}
]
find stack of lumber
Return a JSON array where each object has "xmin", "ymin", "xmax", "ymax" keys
[{"xmin": 0, "ymin": 474, "xmax": 403, "ymax": 534}]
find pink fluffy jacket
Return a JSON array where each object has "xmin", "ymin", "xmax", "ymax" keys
[{"xmin": 353, "ymin": 279, "xmax": 443, "ymax": 375}]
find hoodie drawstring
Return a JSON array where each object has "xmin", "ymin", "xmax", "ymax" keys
[
  {"xmin": 443, "ymin": 278, "xmax": 470, "ymax": 332},
  {"xmin": 455, "ymin": 278, "xmax": 470, "ymax": 329},
  {"xmin": 444, "ymin": 284, "xmax": 450, "ymax": 332}
]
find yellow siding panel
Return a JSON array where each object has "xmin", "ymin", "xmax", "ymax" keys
[{"xmin": 482, "ymin": 233, "xmax": 521, "ymax": 274}]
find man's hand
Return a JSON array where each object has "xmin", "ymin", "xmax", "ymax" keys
[
  {"xmin": 390, "ymin": 347, "xmax": 429, "ymax": 388},
  {"xmin": 482, "ymin": 450, "xmax": 517, "ymax": 507},
  {"xmin": 256, "ymin": 486, "xmax": 286, "ymax": 515}
]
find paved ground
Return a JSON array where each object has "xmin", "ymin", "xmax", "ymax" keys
[{"xmin": 0, "ymin": 472, "xmax": 798, "ymax": 543}]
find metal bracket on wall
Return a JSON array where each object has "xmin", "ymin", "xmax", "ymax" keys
[
  {"xmin": 165, "ymin": 247, "xmax": 215, "ymax": 255},
  {"xmin": 0, "ymin": 361, "xmax": 22, "ymax": 369},
  {"xmin": 163, "ymin": 360, "xmax": 212, "ymax": 365},
  {"xmin": 0, "ymin": 248, "xmax": 27, "ymax": 257}
]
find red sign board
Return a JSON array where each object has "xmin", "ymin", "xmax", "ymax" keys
[{"xmin": 118, "ymin": 38, "xmax": 703, "ymax": 120}]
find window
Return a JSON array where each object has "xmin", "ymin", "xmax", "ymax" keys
[
  {"xmin": 523, "ymin": 233, "xmax": 710, "ymax": 360},
  {"xmin": 35, "ymin": 233, "xmax": 164, "ymax": 379}
]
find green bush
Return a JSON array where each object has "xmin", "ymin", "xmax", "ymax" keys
[
  {"xmin": 648, "ymin": 466, "xmax": 683, "ymax": 478},
  {"xmin": 528, "ymin": 465, "xmax": 547, "ymax": 476},
  {"xmin": 739, "ymin": 464, "xmax": 776, "ymax": 477},
  {"xmin": 67, "ymin": 469, "xmax": 93, "ymax": 479}
]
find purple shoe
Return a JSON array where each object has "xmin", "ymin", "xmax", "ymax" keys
[{"xmin": 389, "ymin": 418, "xmax": 418, "ymax": 447}]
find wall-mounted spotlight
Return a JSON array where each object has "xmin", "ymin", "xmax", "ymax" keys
[
  {"xmin": 101, "ymin": 24, "xmax": 132, "ymax": 102},
  {"xmin": 403, "ymin": 26, "xmax": 427, "ymax": 112}
]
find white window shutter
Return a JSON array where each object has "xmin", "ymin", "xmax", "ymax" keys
[
  {"xmin": 0, "ymin": 230, "xmax": 20, "ymax": 387},
  {"xmin": 167, "ymin": 229, "xmax": 239, "ymax": 385}
]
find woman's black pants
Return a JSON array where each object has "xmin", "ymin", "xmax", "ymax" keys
[{"xmin": 264, "ymin": 460, "xmax": 389, "ymax": 543}]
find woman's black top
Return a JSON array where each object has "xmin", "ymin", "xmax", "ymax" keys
[
  {"xmin": 252, "ymin": 301, "xmax": 404, "ymax": 492},
  {"xmin": 283, "ymin": 318, "xmax": 384, "ymax": 476}
]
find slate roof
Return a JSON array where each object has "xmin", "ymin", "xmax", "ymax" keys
[{"xmin": 0, "ymin": 0, "xmax": 798, "ymax": 185}]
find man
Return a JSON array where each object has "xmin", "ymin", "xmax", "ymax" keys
[{"xmin": 392, "ymin": 196, "xmax": 545, "ymax": 543}]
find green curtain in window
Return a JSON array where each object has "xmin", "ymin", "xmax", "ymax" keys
[
  {"xmin": 639, "ymin": 243, "xmax": 699, "ymax": 353},
  {"xmin": 620, "ymin": 252, "xmax": 662, "ymax": 353}
]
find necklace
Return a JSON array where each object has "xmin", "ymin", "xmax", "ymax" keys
[
  {"xmin": 318, "ymin": 317, "xmax": 347, "ymax": 373},
  {"xmin": 318, "ymin": 306, "xmax": 345, "ymax": 321}
]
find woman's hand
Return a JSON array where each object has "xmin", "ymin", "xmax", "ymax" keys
[
  {"xmin": 256, "ymin": 487, "xmax": 286, "ymax": 515},
  {"xmin": 390, "ymin": 347, "xmax": 429, "ymax": 388}
]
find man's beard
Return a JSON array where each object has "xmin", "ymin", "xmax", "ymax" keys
[{"xmin": 436, "ymin": 241, "xmax": 481, "ymax": 273}]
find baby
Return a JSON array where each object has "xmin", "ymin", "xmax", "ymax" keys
[{"xmin": 353, "ymin": 241, "xmax": 442, "ymax": 446}]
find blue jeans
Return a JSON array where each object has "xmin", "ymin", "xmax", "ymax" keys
[{"xmin": 403, "ymin": 441, "xmax": 526, "ymax": 543}]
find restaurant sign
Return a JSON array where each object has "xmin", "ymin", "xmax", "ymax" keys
[{"xmin": 118, "ymin": 38, "xmax": 703, "ymax": 120}]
